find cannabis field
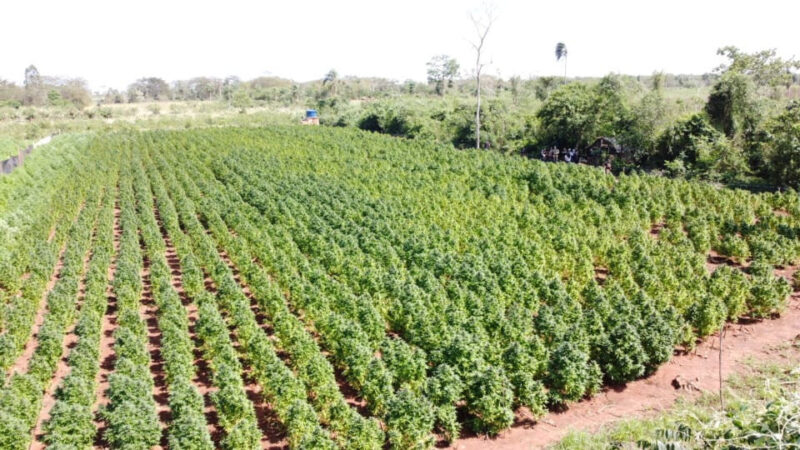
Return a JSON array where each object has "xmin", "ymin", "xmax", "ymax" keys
[{"xmin": 0, "ymin": 126, "xmax": 797, "ymax": 449}]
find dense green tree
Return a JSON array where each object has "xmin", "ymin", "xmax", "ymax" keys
[
  {"xmin": 322, "ymin": 69, "xmax": 341, "ymax": 97},
  {"xmin": 765, "ymin": 101, "xmax": 800, "ymax": 187},
  {"xmin": 655, "ymin": 114, "xmax": 722, "ymax": 165},
  {"xmin": 533, "ymin": 76, "xmax": 559, "ymax": 101},
  {"xmin": 426, "ymin": 55, "xmax": 460, "ymax": 96},
  {"xmin": 618, "ymin": 84, "xmax": 667, "ymax": 161},
  {"xmin": 536, "ymin": 83, "xmax": 599, "ymax": 149},
  {"xmin": 231, "ymin": 88, "xmax": 253, "ymax": 113},
  {"xmin": 705, "ymin": 71, "xmax": 759, "ymax": 138},
  {"xmin": 537, "ymin": 76, "xmax": 634, "ymax": 151},
  {"xmin": 23, "ymin": 65, "xmax": 44, "ymax": 106},
  {"xmin": 715, "ymin": 46, "xmax": 799, "ymax": 92}
]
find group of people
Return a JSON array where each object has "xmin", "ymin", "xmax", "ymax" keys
[{"xmin": 540, "ymin": 147, "xmax": 580, "ymax": 163}]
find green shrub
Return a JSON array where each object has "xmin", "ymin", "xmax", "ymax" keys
[
  {"xmin": 466, "ymin": 366, "xmax": 515, "ymax": 435},
  {"xmin": 385, "ymin": 389, "xmax": 435, "ymax": 449},
  {"xmin": 546, "ymin": 341, "xmax": 602, "ymax": 405}
]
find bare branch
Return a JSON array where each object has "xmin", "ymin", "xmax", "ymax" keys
[{"xmin": 468, "ymin": 2, "xmax": 496, "ymax": 149}]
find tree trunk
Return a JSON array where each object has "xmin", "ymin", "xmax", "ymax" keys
[
  {"xmin": 476, "ymin": 70, "xmax": 481, "ymax": 149},
  {"xmin": 469, "ymin": 7, "xmax": 493, "ymax": 150},
  {"xmin": 719, "ymin": 322, "xmax": 725, "ymax": 410}
]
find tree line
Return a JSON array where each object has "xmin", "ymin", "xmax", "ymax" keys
[
  {"xmin": 0, "ymin": 65, "xmax": 92, "ymax": 108},
  {"xmin": 2, "ymin": 45, "xmax": 798, "ymax": 188},
  {"xmin": 322, "ymin": 47, "xmax": 800, "ymax": 189}
]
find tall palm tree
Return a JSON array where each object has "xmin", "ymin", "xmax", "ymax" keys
[{"xmin": 555, "ymin": 42, "xmax": 568, "ymax": 84}]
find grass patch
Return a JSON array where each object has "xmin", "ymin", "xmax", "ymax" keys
[{"xmin": 552, "ymin": 351, "xmax": 800, "ymax": 449}]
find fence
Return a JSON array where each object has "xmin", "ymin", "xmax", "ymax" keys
[{"xmin": 0, "ymin": 135, "xmax": 52, "ymax": 176}]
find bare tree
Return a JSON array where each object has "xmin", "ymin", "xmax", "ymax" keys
[{"xmin": 469, "ymin": 5, "xmax": 495, "ymax": 149}]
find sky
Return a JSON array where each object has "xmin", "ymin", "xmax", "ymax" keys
[{"xmin": 2, "ymin": 0, "xmax": 799, "ymax": 92}]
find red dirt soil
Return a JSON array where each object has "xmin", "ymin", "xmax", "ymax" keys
[
  {"xmin": 155, "ymin": 206, "xmax": 223, "ymax": 444},
  {"xmin": 139, "ymin": 254, "xmax": 171, "ymax": 448},
  {"xmin": 219, "ymin": 230, "xmax": 370, "ymax": 417},
  {"xmin": 454, "ymin": 271, "xmax": 800, "ymax": 450},
  {"xmin": 93, "ymin": 200, "xmax": 121, "ymax": 440},
  {"xmin": 8, "ymin": 201, "xmax": 88, "ymax": 379},
  {"xmin": 202, "ymin": 268, "xmax": 289, "ymax": 449},
  {"xmin": 649, "ymin": 222, "xmax": 665, "ymax": 238},
  {"xmin": 706, "ymin": 249, "xmax": 750, "ymax": 274}
]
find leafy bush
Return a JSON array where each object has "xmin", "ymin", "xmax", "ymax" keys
[
  {"xmin": 708, "ymin": 266, "xmax": 750, "ymax": 319},
  {"xmin": 465, "ymin": 366, "xmax": 515, "ymax": 435},
  {"xmin": 717, "ymin": 234, "xmax": 750, "ymax": 262},
  {"xmin": 688, "ymin": 294, "xmax": 727, "ymax": 337},
  {"xmin": 656, "ymin": 114, "xmax": 722, "ymax": 166},
  {"xmin": 748, "ymin": 262, "xmax": 791, "ymax": 317},
  {"xmin": 546, "ymin": 341, "xmax": 602, "ymax": 405},
  {"xmin": 385, "ymin": 389, "xmax": 435, "ymax": 449}
]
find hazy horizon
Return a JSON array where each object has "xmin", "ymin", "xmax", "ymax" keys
[{"xmin": 3, "ymin": 0, "xmax": 799, "ymax": 92}]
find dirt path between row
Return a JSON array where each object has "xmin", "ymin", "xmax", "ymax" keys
[
  {"xmin": 455, "ymin": 282, "xmax": 800, "ymax": 449},
  {"xmin": 7, "ymin": 201, "xmax": 89, "ymax": 379},
  {"xmin": 29, "ymin": 227, "xmax": 97, "ymax": 449},
  {"xmin": 139, "ymin": 253, "xmax": 171, "ymax": 448},
  {"xmin": 6, "ymin": 242, "xmax": 67, "ymax": 380},
  {"xmin": 217, "ymin": 249, "xmax": 289, "ymax": 361},
  {"xmin": 202, "ymin": 268, "xmax": 288, "ymax": 449},
  {"xmin": 93, "ymin": 198, "xmax": 121, "ymax": 444},
  {"xmin": 217, "ymin": 228, "xmax": 369, "ymax": 417},
  {"xmin": 155, "ymin": 206, "xmax": 222, "ymax": 445},
  {"xmin": 47, "ymin": 225, "xmax": 57, "ymax": 243}
]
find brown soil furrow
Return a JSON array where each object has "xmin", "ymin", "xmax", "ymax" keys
[
  {"xmin": 155, "ymin": 207, "xmax": 222, "ymax": 444},
  {"xmin": 332, "ymin": 362, "xmax": 370, "ymax": 417},
  {"xmin": 649, "ymin": 222, "xmax": 665, "ymax": 239},
  {"xmin": 139, "ymin": 254, "xmax": 170, "ymax": 448},
  {"xmin": 216, "ymin": 231, "xmax": 369, "ymax": 419},
  {"xmin": 6, "ymin": 200, "xmax": 88, "ymax": 380},
  {"xmin": 92, "ymin": 199, "xmax": 121, "ymax": 442},
  {"xmin": 706, "ymin": 249, "xmax": 750, "ymax": 274},
  {"xmin": 202, "ymin": 271, "xmax": 288, "ymax": 448},
  {"xmin": 217, "ymin": 249, "xmax": 292, "ymax": 364},
  {"xmin": 6, "ymin": 241, "xmax": 67, "ymax": 380},
  {"xmin": 242, "ymin": 368, "xmax": 290, "ymax": 450},
  {"xmin": 593, "ymin": 267, "xmax": 608, "ymax": 285},
  {"xmin": 30, "ymin": 230, "xmax": 97, "ymax": 449},
  {"xmin": 455, "ymin": 279, "xmax": 800, "ymax": 449}
]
